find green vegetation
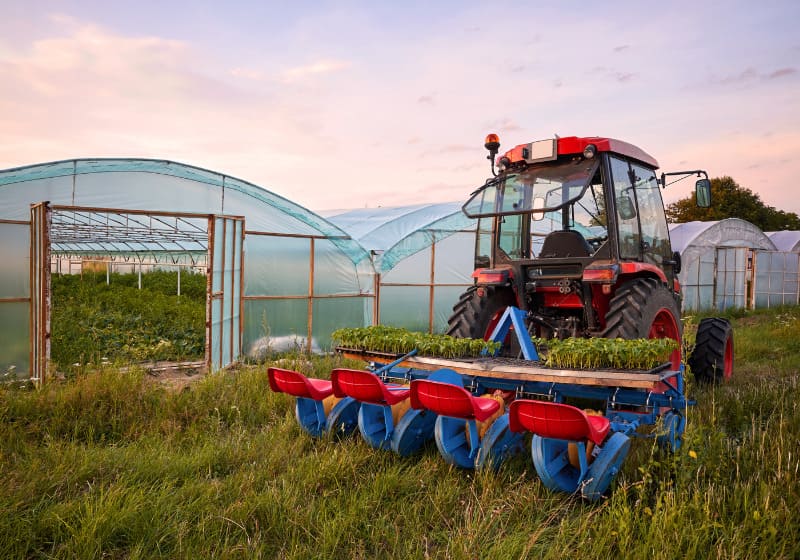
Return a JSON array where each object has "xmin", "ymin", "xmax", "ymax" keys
[
  {"xmin": 666, "ymin": 175, "xmax": 800, "ymax": 230},
  {"xmin": 2, "ymin": 307, "xmax": 799, "ymax": 558},
  {"xmin": 333, "ymin": 325, "xmax": 677, "ymax": 370},
  {"xmin": 51, "ymin": 270, "xmax": 206, "ymax": 369},
  {"xmin": 332, "ymin": 325, "xmax": 502, "ymax": 358},
  {"xmin": 536, "ymin": 337, "xmax": 677, "ymax": 370}
]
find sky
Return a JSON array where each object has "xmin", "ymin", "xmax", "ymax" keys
[{"xmin": 1, "ymin": 0, "xmax": 798, "ymax": 214}]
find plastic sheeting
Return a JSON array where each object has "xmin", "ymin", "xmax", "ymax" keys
[
  {"xmin": 0, "ymin": 158, "xmax": 375, "ymax": 368},
  {"xmin": 328, "ymin": 203, "xmax": 477, "ymax": 332},
  {"xmin": 0, "ymin": 159, "xmax": 370, "ymax": 264}
]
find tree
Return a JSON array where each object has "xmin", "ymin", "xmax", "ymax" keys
[{"xmin": 665, "ymin": 176, "xmax": 800, "ymax": 231}]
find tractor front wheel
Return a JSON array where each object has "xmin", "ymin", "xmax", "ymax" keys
[
  {"xmin": 602, "ymin": 278, "xmax": 682, "ymax": 369},
  {"xmin": 446, "ymin": 285, "xmax": 516, "ymax": 340}
]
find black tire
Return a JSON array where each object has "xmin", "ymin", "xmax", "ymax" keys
[
  {"xmin": 688, "ymin": 318, "xmax": 733, "ymax": 383},
  {"xmin": 446, "ymin": 285, "xmax": 516, "ymax": 340},
  {"xmin": 602, "ymin": 278, "xmax": 682, "ymax": 368}
]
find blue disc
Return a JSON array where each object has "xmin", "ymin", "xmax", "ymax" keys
[
  {"xmin": 434, "ymin": 415, "xmax": 474, "ymax": 469},
  {"xmin": 295, "ymin": 397, "xmax": 326, "ymax": 437},
  {"xmin": 474, "ymin": 413, "xmax": 524, "ymax": 470},
  {"xmin": 324, "ymin": 396, "xmax": 360, "ymax": 438},
  {"xmin": 657, "ymin": 411, "xmax": 685, "ymax": 453},
  {"xmin": 531, "ymin": 435, "xmax": 582, "ymax": 493},
  {"xmin": 358, "ymin": 402, "xmax": 392, "ymax": 450},
  {"xmin": 581, "ymin": 432, "xmax": 631, "ymax": 501},
  {"xmin": 391, "ymin": 408, "xmax": 437, "ymax": 456}
]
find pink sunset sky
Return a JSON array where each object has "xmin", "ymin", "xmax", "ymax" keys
[{"xmin": 1, "ymin": 0, "xmax": 798, "ymax": 213}]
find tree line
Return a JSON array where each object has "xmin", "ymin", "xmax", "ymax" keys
[{"xmin": 666, "ymin": 176, "xmax": 800, "ymax": 230}]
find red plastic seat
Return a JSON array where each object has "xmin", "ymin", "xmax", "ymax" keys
[
  {"xmin": 409, "ymin": 379, "xmax": 500, "ymax": 422},
  {"xmin": 331, "ymin": 369, "xmax": 410, "ymax": 405},
  {"xmin": 509, "ymin": 400, "xmax": 610, "ymax": 445},
  {"xmin": 267, "ymin": 367, "xmax": 333, "ymax": 401}
]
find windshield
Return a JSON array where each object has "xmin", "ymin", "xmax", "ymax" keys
[{"xmin": 463, "ymin": 158, "xmax": 599, "ymax": 218}]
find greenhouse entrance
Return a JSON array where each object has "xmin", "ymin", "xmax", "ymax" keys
[{"xmin": 29, "ymin": 202, "xmax": 244, "ymax": 384}]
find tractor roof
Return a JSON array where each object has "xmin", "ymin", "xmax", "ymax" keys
[{"xmin": 501, "ymin": 136, "xmax": 659, "ymax": 169}]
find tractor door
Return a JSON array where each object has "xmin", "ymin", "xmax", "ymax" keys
[{"xmin": 609, "ymin": 157, "xmax": 675, "ymax": 287}]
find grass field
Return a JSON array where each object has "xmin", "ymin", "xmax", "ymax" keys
[{"xmin": 1, "ymin": 307, "xmax": 798, "ymax": 559}]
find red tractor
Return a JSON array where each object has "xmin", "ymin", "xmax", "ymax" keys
[{"xmin": 447, "ymin": 134, "xmax": 733, "ymax": 382}]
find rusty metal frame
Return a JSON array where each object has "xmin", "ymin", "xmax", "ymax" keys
[
  {"xmin": 29, "ymin": 202, "xmax": 51, "ymax": 385},
  {"xmin": 26, "ymin": 203, "xmax": 246, "ymax": 381}
]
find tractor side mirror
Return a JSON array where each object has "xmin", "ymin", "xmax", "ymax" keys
[
  {"xmin": 695, "ymin": 178, "xmax": 711, "ymax": 208},
  {"xmin": 664, "ymin": 250, "xmax": 682, "ymax": 274},
  {"xmin": 617, "ymin": 195, "xmax": 637, "ymax": 220}
]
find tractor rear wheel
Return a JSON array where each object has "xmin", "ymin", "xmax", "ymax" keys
[
  {"xmin": 688, "ymin": 318, "xmax": 733, "ymax": 383},
  {"xmin": 602, "ymin": 278, "xmax": 682, "ymax": 369},
  {"xmin": 446, "ymin": 285, "xmax": 516, "ymax": 340}
]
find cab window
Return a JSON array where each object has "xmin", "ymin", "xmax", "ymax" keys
[{"xmin": 610, "ymin": 156, "xmax": 641, "ymax": 260}]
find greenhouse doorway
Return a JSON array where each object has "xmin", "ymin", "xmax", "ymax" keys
[{"xmin": 29, "ymin": 202, "xmax": 244, "ymax": 383}]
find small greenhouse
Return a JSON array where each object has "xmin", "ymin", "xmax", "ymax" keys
[
  {"xmin": 669, "ymin": 218, "xmax": 779, "ymax": 311},
  {"xmin": 0, "ymin": 159, "xmax": 374, "ymax": 383},
  {"xmin": 326, "ymin": 203, "xmax": 477, "ymax": 332}
]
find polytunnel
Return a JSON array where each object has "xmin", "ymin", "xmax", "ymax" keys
[
  {"xmin": 766, "ymin": 231, "xmax": 800, "ymax": 253},
  {"xmin": 0, "ymin": 159, "xmax": 374, "ymax": 383},
  {"xmin": 325, "ymin": 203, "xmax": 477, "ymax": 332},
  {"xmin": 669, "ymin": 218, "xmax": 777, "ymax": 311}
]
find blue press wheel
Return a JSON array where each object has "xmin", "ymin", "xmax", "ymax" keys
[
  {"xmin": 295, "ymin": 397, "xmax": 327, "ymax": 437},
  {"xmin": 657, "ymin": 411, "xmax": 686, "ymax": 453},
  {"xmin": 357, "ymin": 402, "xmax": 393, "ymax": 450},
  {"xmin": 474, "ymin": 414, "xmax": 524, "ymax": 470},
  {"xmin": 581, "ymin": 432, "xmax": 631, "ymax": 501},
  {"xmin": 324, "ymin": 396, "xmax": 360, "ymax": 438},
  {"xmin": 531, "ymin": 436, "xmax": 582, "ymax": 493},
  {"xmin": 434, "ymin": 415, "xmax": 475, "ymax": 469},
  {"xmin": 391, "ymin": 408, "xmax": 437, "ymax": 456}
]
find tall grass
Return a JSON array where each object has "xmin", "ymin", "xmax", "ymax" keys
[{"xmin": 1, "ymin": 309, "xmax": 799, "ymax": 558}]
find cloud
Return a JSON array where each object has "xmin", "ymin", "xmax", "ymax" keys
[
  {"xmin": 230, "ymin": 67, "xmax": 265, "ymax": 80},
  {"xmin": 766, "ymin": 67, "xmax": 797, "ymax": 79},
  {"xmin": 613, "ymin": 45, "xmax": 630, "ymax": 52},
  {"xmin": 281, "ymin": 59, "xmax": 351, "ymax": 82},
  {"xmin": 484, "ymin": 118, "xmax": 522, "ymax": 133},
  {"xmin": 417, "ymin": 94, "xmax": 435, "ymax": 105},
  {"xmin": 707, "ymin": 66, "xmax": 798, "ymax": 87},
  {"xmin": 589, "ymin": 66, "xmax": 639, "ymax": 83}
]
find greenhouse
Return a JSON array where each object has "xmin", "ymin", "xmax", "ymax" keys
[
  {"xmin": 668, "ymin": 218, "xmax": 780, "ymax": 311},
  {"xmin": 325, "ymin": 203, "xmax": 477, "ymax": 332},
  {"xmin": 0, "ymin": 159, "xmax": 374, "ymax": 383}
]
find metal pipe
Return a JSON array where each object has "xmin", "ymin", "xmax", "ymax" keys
[
  {"xmin": 307, "ymin": 237, "xmax": 315, "ymax": 354},
  {"xmin": 428, "ymin": 238, "xmax": 436, "ymax": 333},
  {"xmin": 205, "ymin": 216, "xmax": 214, "ymax": 372}
]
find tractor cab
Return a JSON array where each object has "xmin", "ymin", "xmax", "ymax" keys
[
  {"xmin": 449, "ymin": 134, "xmax": 711, "ymax": 346},
  {"xmin": 464, "ymin": 136, "xmax": 678, "ymax": 282}
]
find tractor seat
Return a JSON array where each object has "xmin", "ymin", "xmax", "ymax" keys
[
  {"xmin": 331, "ymin": 369, "xmax": 410, "ymax": 405},
  {"xmin": 267, "ymin": 367, "xmax": 334, "ymax": 401},
  {"xmin": 409, "ymin": 379, "xmax": 501, "ymax": 421},
  {"xmin": 539, "ymin": 230, "xmax": 593, "ymax": 258},
  {"xmin": 508, "ymin": 400, "xmax": 610, "ymax": 445}
]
